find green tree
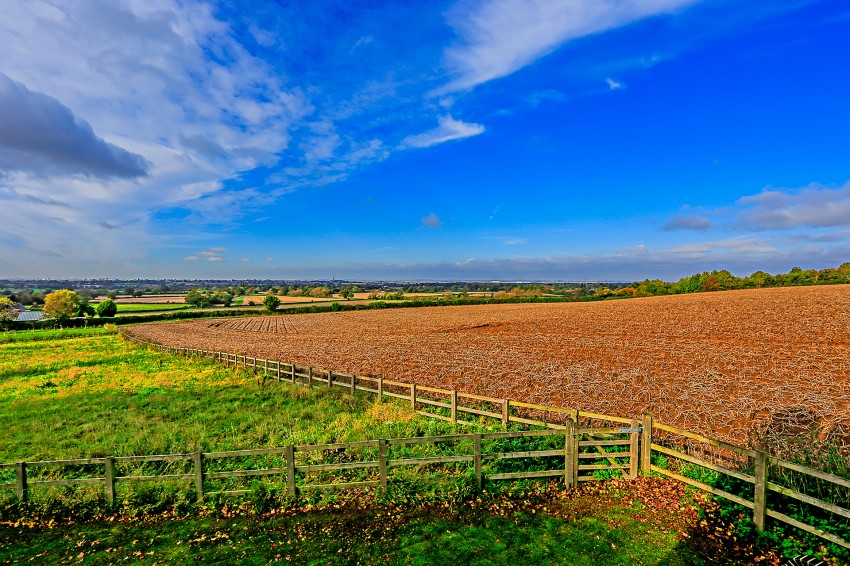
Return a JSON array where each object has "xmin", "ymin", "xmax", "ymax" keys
[
  {"xmin": 263, "ymin": 293, "xmax": 281, "ymax": 313},
  {"xmin": 0, "ymin": 297, "xmax": 17, "ymax": 325},
  {"xmin": 95, "ymin": 298, "xmax": 118, "ymax": 317},
  {"xmin": 43, "ymin": 289, "xmax": 81, "ymax": 320}
]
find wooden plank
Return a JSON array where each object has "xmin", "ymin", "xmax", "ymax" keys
[
  {"xmin": 26, "ymin": 457, "xmax": 108, "ymax": 466},
  {"xmin": 578, "ymin": 452, "xmax": 632, "ymax": 459},
  {"xmin": 473, "ymin": 434, "xmax": 482, "ymax": 491},
  {"xmin": 205, "ymin": 468, "xmax": 287, "ymax": 480},
  {"xmin": 285, "ymin": 445, "xmax": 296, "ymax": 496},
  {"xmin": 629, "ymin": 421, "xmax": 639, "ymax": 480},
  {"xmin": 766, "ymin": 481, "xmax": 850, "ymax": 520},
  {"xmin": 509, "ymin": 401, "xmax": 574, "ymax": 414},
  {"xmin": 388, "ymin": 455, "xmax": 473, "ymax": 467},
  {"xmin": 577, "ymin": 427, "xmax": 641, "ymax": 435},
  {"xmin": 766, "ymin": 509, "xmax": 850, "ymax": 550},
  {"xmin": 415, "ymin": 410, "xmax": 454, "ymax": 423},
  {"xmin": 27, "ymin": 477, "xmax": 103, "ymax": 487},
  {"xmin": 653, "ymin": 422, "xmax": 756, "ymax": 457},
  {"xmin": 104, "ymin": 457, "xmax": 115, "ymax": 506},
  {"xmin": 769, "ymin": 457, "xmax": 850, "ymax": 489},
  {"xmin": 378, "ymin": 439, "xmax": 387, "ymax": 488},
  {"xmin": 579, "ymin": 464, "xmax": 630, "ymax": 471},
  {"xmin": 457, "ymin": 391, "xmax": 502, "ymax": 403},
  {"xmin": 651, "ymin": 444, "xmax": 755, "ymax": 484},
  {"xmin": 204, "ymin": 447, "xmax": 289, "ymax": 459},
  {"xmin": 193, "ymin": 451, "xmax": 204, "ymax": 501},
  {"xmin": 115, "ymin": 474, "xmax": 194, "ymax": 483},
  {"xmin": 650, "ymin": 465, "xmax": 755, "ymax": 509},
  {"xmin": 451, "ymin": 390, "xmax": 457, "ymax": 424},
  {"xmin": 640, "ymin": 414, "xmax": 652, "ymax": 474},
  {"xmin": 578, "ymin": 411, "xmax": 632, "ymax": 425},
  {"xmin": 416, "ymin": 398, "xmax": 452, "ymax": 410},
  {"xmin": 489, "ymin": 470, "xmax": 565, "ymax": 480},
  {"xmin": 295, "ymin": 440, "xmax": 378, "ymax": 452},
  {"xmin": 297, "ymin": 461, "xmax": 378, "ymax": 473},
  {"xmin": 565, "ymin": 419, "xmax": 575, "ymax": 488},
  {"xmin": 388, "ymin": 434, "xmax": 472, "ymax": 445},
  {"xmin": 457, "ymin": 406, "xmax": 502, "ymax": 419},
  {"xmin": 382, "ymin": 391, "xmax": 412, "ymax": 401},
  {"xmin": 482, "ymin": 429, "xmax": 562, "ymax": 440},
  {"xmin": 579, "ymin": 440, "xmax": 631, "ymax": 447},
  {"xmin": 416, "ymin": 384, "xmax": 450, "ymax": 395},
  {"xmin": 482, "ymin": 449, "xmax": 564, "ymax": 461},
  {"xmin": 15, "ymin": 463, "xmax": 26, "ymax": 502},
  {"xmin": 357, "ymin": 386, "xmax": 379, "ymax": 395},
  {"xmin": 299, "ymin": 480, "xmax": 380, "ymax": 492},
  {"xmin": 508, "ymin": 415, "xmax": 550, "ymax": 427},
  {"xmin": 115, "ymin": 453, "xmax": 192, "ymax": 463}
]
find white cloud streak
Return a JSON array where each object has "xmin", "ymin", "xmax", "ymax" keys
[
  {"xmin": 438, "ymin": 0, "xmax": 696, "ymax": 94},
  {"xmin": 401, "ymin": 116, "xmax": 485, "ymax": 149},
  {"xmin": 738, "ymin": 182, "xmax": 850, "ymax": 230}
]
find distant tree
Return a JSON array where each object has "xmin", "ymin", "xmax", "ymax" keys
[
  {"xmin": 76, "ymin": 302, "xmax": 96, "ymax": 317},
  {"xmin": 43, "ymin": 290, "xmax": 81, "ymax": 321},
  {"xmin": 133, "ymin": 290, "xmax": 144, "ymax": 298},
  {"xmin": 106, "ymin": 290, "xmax": 118, "ymax": 300},
  {"xmin": 185, "ymin": 289, "xmax": 210, "ymax": 308},
  {"xmin": 95, "ymin": 298, "xmax": 118, "ymax": 317},
  {"xmin": 263, "ymin": 293, "xmax": 280, "ymax": 313},
  {"xmin": 123, "ymin": 287, "xmax": 135, "ymax": 296},
  {"xmin": 0, "ymin": 297, "xmax": 16, "ymax": 324}
]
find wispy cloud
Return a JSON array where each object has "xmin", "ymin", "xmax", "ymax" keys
[
  {"xmin": 400, "ymin": 116, "xmax": 485, "ymax": 149},
  {"xmin": 438, "ymin": 0, "xmax": 696, "ymax": 94},
  {"xmin": 662, "ymin": 214, "xmax": 714, "ymax": 231},
  {"xmin": 421, "ymin": 212, "xmax": 443, "ymax": 228},
  {"xmin": 185, "ymin": 247, "xmax": 227, "ymax": 262},
  {"xmin": 605, "ymin": 77, "xmax": 624, "ymax": 90}
]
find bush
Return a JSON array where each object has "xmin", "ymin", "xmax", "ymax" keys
[
  {"xmin": 95, "ymin": 298, "xmax": 118, "ymax": 318},
  {"xmin": 263, "ymin": 294, "xmax": 280, "ymax": 313}
]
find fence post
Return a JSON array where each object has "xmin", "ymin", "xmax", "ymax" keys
[
  {"xmin": 571, "ymin": 416, "xmax": 580, "ymax": 486},
  {"xmin": 753, "ymin": 450, "xmax": 768, "ymax": 532},
  {"xmin": 275, "ymin": 361, "xmax": 281, "ymax": 381},
  {"xmin": 640, "ymin": 414, "xmax": 653, "ymax": 474},
  {"xmin": 451, "ymin": 390, "xmax": 457, "ymax": 424},
  {"xmin": 328, "ymin": 370, "xmax": 333, "ymax": 388},
  {"xmin": 501, "ymin": 399, "xmax": 509, "ymax": 430},
  {"xmin": 351, "ymin": 374, "xmax": 356, "ymax": 396},
  {"xmin": 411, "ymin": 383, "xmax": 417, "ymax": 410},
  {"xmin": 290, "ymin": 363, "xmax": 296, "ymax": 383},
  {"xmin": 285, "ymin": 445, "xmax": 297, "ymax": 497},
  {"xmin": 308, "ymin": 367, "xmax": 313, "ymax": 388},
  {"xmin": 564, "ymin": 420, "xmax": 574, "ymax": 488},
  {"xmin": 104, "ymin": 457, "xmax": 116, "ymax": 506},
  {"xmin": 378, "ymin": 377, "xmax": 383, "ymax": 401},
  {"xmin": 193, "ymin": 451, "xmax": 204, "ymax": 501},
  {"xmin": 378, "ymin": 439, "xmax": 388, "ymax": 489},
  {"xmin": 15, "ymin": 462, "xmax": 27, "ymax": 502},
  {"xmin": 473, "ymin": 434, "xmax": 482, "ymax": 491},
  {"xmin": 629, "ymin": 419, "xmax": 640, "ymax": 480}
]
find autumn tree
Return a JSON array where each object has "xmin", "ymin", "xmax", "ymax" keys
[
  {"xmin": 263, "ymin": 293, "xmax": 280, "ymax": 313},
  {"xmin": 43, "ymin": 290, "xmax": 81, "ymax": 320}
]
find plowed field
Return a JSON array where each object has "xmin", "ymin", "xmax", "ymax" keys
[{"xmin": 127, "ymin": 285, "xmax": 850, "ymax": 446}]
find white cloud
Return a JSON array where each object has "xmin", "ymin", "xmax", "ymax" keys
[
  {"xmin": 605, "ymin": 77, "xmax": 624, "ymax": 90},
  {"xmin": 738, "ymin": 182, "xmax": 850, "ymax": 230},
  {"xmin": 438, "ymin": 0, "xmax": 696, "ymax": 94},
  {"xmin": 400, "ymin": 116, "xmax": 484, "ymax": 149},
  {"xmin": 421, "ymin": 212, "xmax": 443, "ymax": 228}
]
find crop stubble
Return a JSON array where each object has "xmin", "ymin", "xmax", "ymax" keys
[{"xmin": 129, "ymin": 285, "xmax": 850, "ymax": 447}]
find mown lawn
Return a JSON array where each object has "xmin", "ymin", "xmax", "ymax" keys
[{"xmin": 115, "ymin": 303, "xmax": 189, "ymax": 313}]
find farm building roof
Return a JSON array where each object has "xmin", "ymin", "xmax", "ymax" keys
[{"xmin": 15, "ymin": 310, "xmax": 45, "ymax": 322}]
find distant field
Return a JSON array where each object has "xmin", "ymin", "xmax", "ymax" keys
[
  {"xmin": 115, "ymin": 303, "xmax": 189, "ymax": 313},
  {"xmin": 129, "ymin": 285, "xmax": 850, "ymax": 447},
  {"xmin": 111, "ymin": 294, "xmax": 186, "ymax": 304},
  {"xmin": 240, "ymin": 294, "xmax": 324, "ymax": 304}
]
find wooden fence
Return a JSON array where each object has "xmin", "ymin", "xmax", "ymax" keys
[
  {"xmin": 3, "ymin": 331, "xmax": 846, "ymax": 554},
  {"xmin": 0, "ymin": 427, "xmax": 639, "ymax": 504}
]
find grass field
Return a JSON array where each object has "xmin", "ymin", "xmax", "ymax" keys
[
  {"xmin": 1, "ymin": 480, "xmax": 725, "ymax": 565},
  {"xmin": 0, "ymin": 329, "xmax": 797, "ymax": 565}
]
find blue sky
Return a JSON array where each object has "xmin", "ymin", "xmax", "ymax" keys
[{"xmin": 1, "ymin": 0, "xmax": 849, "ymax": 280}]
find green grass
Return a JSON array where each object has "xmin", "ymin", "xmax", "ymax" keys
[
  {"xmin": 0, "ymin": 325, "xmax": 115, "ymax": 344},
  {"xmin": 0, "ymin": 490, "xmax": 716, "ymax": 565},
  {"xmin": 115, "ymin": 303, "xmax": 189, "ymax": 313}
]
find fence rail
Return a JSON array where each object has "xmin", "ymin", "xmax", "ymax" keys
[{"xmin": 6, "ymin": 330, "xmax": 845, "ymax": 552}]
